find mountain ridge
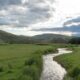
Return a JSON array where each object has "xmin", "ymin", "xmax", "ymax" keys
[{"xmin": 0, "ymin": 30, "xmax": 70, "ymax": 44}]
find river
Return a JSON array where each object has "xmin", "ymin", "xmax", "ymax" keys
[{"xmin": 40, "ymin": 48, "xmax": 72, "ymax": 80}]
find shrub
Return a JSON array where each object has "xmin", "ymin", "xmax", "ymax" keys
[
  {"xmin": 22, "ymin": 65, "xmax": 39, "ymax": 80},
  {"xmin": 24, "ymin": 51, "xmax": 42, "ymax": 69},
  {"xmin": 71, "ymin": 67, "xmax": 80, "ymax": 78},
  {"xmin": 7, "ymin": 63, "xmax": 13, "ymax": 73},
  {"xmin": 7, "ymin": 70, "xmax": 13, "ymax": 73},
  {"xmin": 76, "ymin": 74, "xmax": 80, "ymax": 80},
  {"xmin": 0, "ymin": 66, "xmax": 3, "ymax": 72},
  {"xmin": 43, "ymin": 48, "xmax": 57, "ymax": 55},
  {"xmin": 25, "ymin": 58, "xmax": 36, "ymax": 66},
  {"xmin": 8, "ymin": 63, "xmax": 13, "ymax": 69},
  {"xmin": 23, "ymin": 66, "xmax": 32, "ymax": 75}
]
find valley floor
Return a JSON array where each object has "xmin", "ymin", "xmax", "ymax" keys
[
  {"xmin": 0, "ymin": 44, "xmax": 56, "ymax": 80},
  {"xmin": 0, "ymin": 44, "xmax": 79, "ymax": 80}
]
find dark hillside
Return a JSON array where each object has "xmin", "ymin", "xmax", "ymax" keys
[{"xmin": 0, "ymin": 30, "xmax": 71, "ymax": 44}]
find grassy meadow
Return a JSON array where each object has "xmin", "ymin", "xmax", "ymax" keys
[
  {"xmin": 0, "ymin": 44, "xmax": 57, "ymax": 80},
  {"xmin": 54, "ymin": 46, "xmax": 80, "ymax": 80},
  {"xmin": 0, "ymin": 44, "xmax": 80, "ymax": 80}
]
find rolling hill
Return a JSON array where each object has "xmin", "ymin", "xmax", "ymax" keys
[
  {"xmin": 32, "ymin": 34, "xmax": 70, "ymax": 43},
  {"xmin": 0, "ymin": 30, "xmax": 71, "ymax": 44},
  {"xmin": 0, "ymin": 30, "xmax": 31, "ymax": 44}
]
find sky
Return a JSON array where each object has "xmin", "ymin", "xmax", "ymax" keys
[{"xmin": 0, "ymin": 0, "xmax": 80, "ymax": 36}]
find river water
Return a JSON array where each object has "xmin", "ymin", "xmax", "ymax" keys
[{"xmin": 40, "ymin": 48, "xmax": 72, "ymax": 80}]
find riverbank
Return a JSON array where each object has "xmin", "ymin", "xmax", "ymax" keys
[
  {"xmin": 40, "ymin": 48, "xmax": 72, "ymax": 80},
  {"xmin": 54, "ymin": 47, "xmax": 80, "ymax": 80},
  {"xmin": 0, "ymin": 44, "xmax": 55, "ymax": 80}
]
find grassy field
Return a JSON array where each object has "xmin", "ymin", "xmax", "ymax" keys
[
  {"xmin": 0, "ymin": 44, "xmax": 57, "ymax": 80},
  {"xmin": 54, "ymin": 46, "xmax": 80, "ymax": 80},
  {"xmin": 0, "ymin": 44, "xmax": 79, "ymax": 80}
]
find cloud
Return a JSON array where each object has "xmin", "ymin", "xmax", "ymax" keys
[
  {"xmin": 0, "ymin": 0, "xmax": 54, "ymax": 28},
  {"xmin": 32, "ymin": 26, "xmax": 80, "ymax": 32},
  {"xmin": 32, "ymin": 17, "xmax": 80, "ymax": 33},
  {"xmin": 64, "ymin": 17, "xmax": 80, "ymax": 26},
  {"xmin": 0, "ymin": 15, "xmax": 19, "ymax": 26},
  {"xmin": 1, "ymin": 0, "xmax": 80, "ymax": 36},
  {"xmin": 0, "ymin": 0, "xmax": 22, "ymax": 10}
]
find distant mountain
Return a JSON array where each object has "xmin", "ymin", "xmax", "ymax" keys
[
  {"xmin": 0, "ymin": 30, "xmax": 31, "ymax": 44},
  {"xmin": 0, "ymin": 30, "xmax": 70, "ymax": 44},
  {"xmin": 32, "ymin": 34, "xmax": 70, "ymax": 43}
]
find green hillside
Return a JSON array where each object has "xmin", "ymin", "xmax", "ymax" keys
[
  {"xmin": 0, "ymin": 30, "xmax": 32, "ymax": 44},
  {"xmin": 0, "ymin": 30, "xmax": 70, "ymax": 44},
  {"xmin": 32, "ymin": 34, "xmax": 70, "ymax": 43}
]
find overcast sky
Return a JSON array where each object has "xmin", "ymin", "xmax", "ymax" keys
[{"xmin": 0, "ymin": 0, "xmax": 80, "ymax": 36}]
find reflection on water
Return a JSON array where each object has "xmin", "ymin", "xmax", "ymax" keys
[{"xmin": 40, "ymin": 48, "xmax": 72, "ymax": 80}]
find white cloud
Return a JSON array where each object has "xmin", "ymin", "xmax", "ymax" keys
[{"xmin": 0, "ymin": 0, "xmax": 80, "ymax": 36}]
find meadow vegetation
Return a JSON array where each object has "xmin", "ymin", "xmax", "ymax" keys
[
  {"xmin": 0, "ymin": 43, "xmax": 79, "ymax": 80},
  {"xmin": 0, "ymin": 44, "xmax": 57, "ymax": 80},
  {"xmin": 54, "ymin": 46, "xmax": 80, "ymax": 80}
]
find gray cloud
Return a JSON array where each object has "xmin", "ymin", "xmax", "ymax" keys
[
  {"xmin": 32, "ymin": 17, "xmax": 80, "ymax": 33},
  {"xmin": 0, "ymin": 16, "xmax": 19, "ymax": 26},
  {"xmin": 64, "ymin": 17, "xmax": 80, "ymax": 26},
  {"xmin": 32, "ymin": 26, "xmax": 80, "ymax": 33},
  {"xmin": 0, "ymin": 0, "xmax": 22, "ymax": 10},
  {"xmin": 0, "ymin": 0, "xmax": 54, "ymax": 27}
]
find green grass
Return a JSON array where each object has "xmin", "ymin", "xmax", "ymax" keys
[
  {"xmin": 0, "ymin": 44, "xmax": 57, "ymax": 80},
  {"xmin": 54, "ymin": 46, "xmax": 80, "ymax": 80},
  {"xmin": 0, "ymin": 44, "xmax": 78, "ymax": 80}
]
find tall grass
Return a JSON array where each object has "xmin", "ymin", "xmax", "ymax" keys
[
  {"xmin": 0, "ymin": 44, "xmax": 57, "ymax": 80},
  {"xmin": 18, "ymin": 48, "xmax": 57, "ymax": 80},
  {"xmin": 54, "ymin": 46, "xmax": 80, "ymax": 80},
  {"xmin": 0, "ymin": 44, "xmax": 73, "ymax": 80}
]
